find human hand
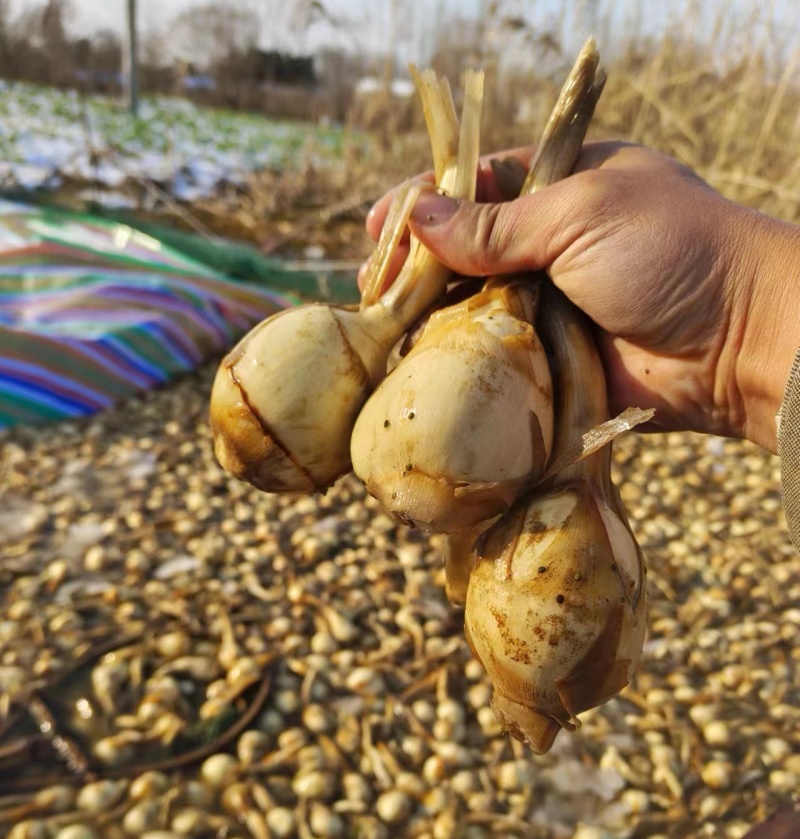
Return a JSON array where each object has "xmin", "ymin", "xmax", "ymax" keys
[{"xmin": 362, "ymin": 142, "xmax": 800, "ymax": 453}]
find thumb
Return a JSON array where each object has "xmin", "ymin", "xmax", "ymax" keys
[{"xmin": 407, "ymin": 183, "xmax": 585, "ymax": 277}]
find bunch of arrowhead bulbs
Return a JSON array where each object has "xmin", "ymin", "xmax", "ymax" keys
[{"xmin": 210, "ymin": 39, "xmax": 652, "ymax": 754}]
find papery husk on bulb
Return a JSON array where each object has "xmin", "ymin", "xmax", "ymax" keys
[
  {"xmin": 464, "ymin": 288, "xmax": 649, "ymax": 754},
  {"xmin": 210, "ymin": 302, "xmax": 398, "ymax": 493},
  {"xmin": 352, "ymin": 276, "xmax": 554, "ymax": 532},
  {"xmin": 209, "ymin": 69, "xmax": 484, "ymax": 494}
]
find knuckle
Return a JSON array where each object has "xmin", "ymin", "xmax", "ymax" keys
[{"xmin": 473, "ymin": 203, "xmax": 514, "ymax": 270}]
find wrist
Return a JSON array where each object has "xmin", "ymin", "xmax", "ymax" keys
[{"xmin": 728, "ymin": 209, "xmax": 800, "ymax": 453}]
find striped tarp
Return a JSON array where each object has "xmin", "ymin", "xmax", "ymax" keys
[{"xmin": 0, "ymin": 200, "xmax": 298, "ymax": 429}]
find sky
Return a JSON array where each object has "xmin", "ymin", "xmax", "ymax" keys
[
  {"xmin": 11, "ymin": 0, "xmax": 800, "ymax": 73},
  {"xmin": 47, "ymin": 0, "xmax": 484, "ymax": 62}
]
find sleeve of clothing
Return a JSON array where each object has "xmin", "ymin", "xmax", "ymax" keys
[{"xmin": 777, "ymin": 348, "xmax": 800, "ymax": 551}]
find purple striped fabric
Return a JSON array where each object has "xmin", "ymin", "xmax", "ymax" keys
[{"xmin": 0, "ymin": 201, "xmax": 297, "ymax": 428}]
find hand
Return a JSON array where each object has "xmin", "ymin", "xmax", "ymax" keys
[{"xmin": 362, "ymin": 142, "xmax": 800, "ymax": 453}]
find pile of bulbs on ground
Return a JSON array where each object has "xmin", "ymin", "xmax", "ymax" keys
[{"xmin": 210, "ymin": 40, "xmax": 653, "ymax": 755}]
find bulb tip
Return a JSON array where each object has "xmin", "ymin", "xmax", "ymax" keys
[{"xmin": 491, "ymin": 693, "xmax": 564, "ymax": 755}]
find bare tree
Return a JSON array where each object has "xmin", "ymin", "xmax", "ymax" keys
[
  {"xmin": 167, "ymin": 2, "xmax": 261, "ymax": 69},
  {"xmin": 428, "ymin": 13, "xmax": 483, "ymax": 82},
  {"xmin": 0, "ymin": 0, "xmax": 15, "ymax": 73},
  {"xmin": 0, "ymin": 0, "xmax": 74, "ymax": 84}
]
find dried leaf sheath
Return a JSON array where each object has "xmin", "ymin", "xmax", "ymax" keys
[
  {"xmin": 359, "ymin": 183, "xmax": 421, "ymax": 310},
  {"xmin": 522, "ymin": 37, "xmax": 606, "ymax": 195},
  {"xmin": 380, "ymin": 69, "xmax": 485, "ymax": 320}
]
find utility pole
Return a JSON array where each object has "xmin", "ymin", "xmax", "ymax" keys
[{"xmin": 124, "ymin": 0, "xmax": 139, "ymax": 116}]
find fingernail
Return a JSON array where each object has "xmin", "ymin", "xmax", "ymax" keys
[{"xmin": 410, "ymin": 190, "xmax": 459, "ymax": 226}]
